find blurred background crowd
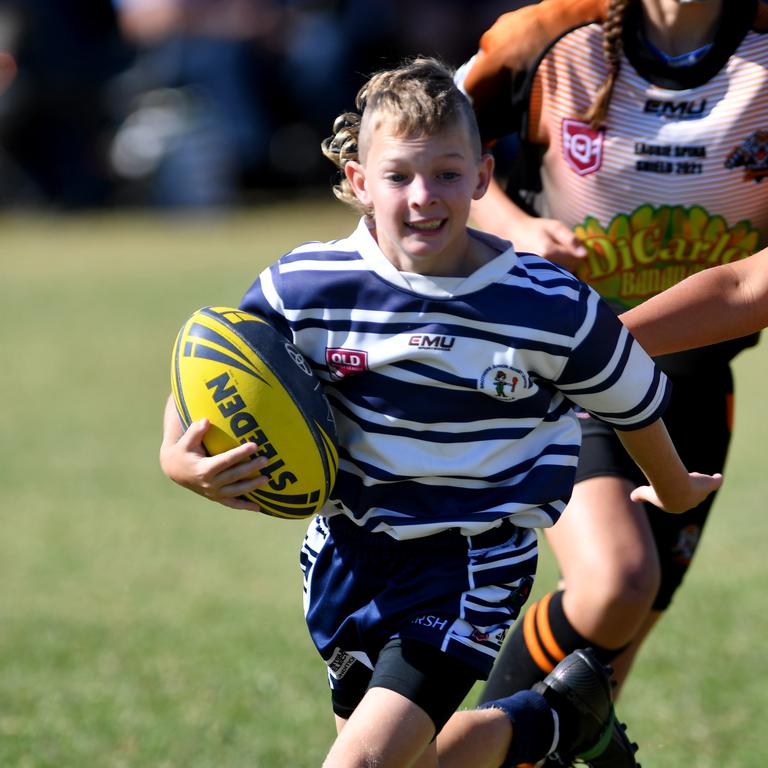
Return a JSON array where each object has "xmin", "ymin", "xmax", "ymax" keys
[{"xmin": 0, "ymin": 0, "xmax": 534, "ymax": 210}]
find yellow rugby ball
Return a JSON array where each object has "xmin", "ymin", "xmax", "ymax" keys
[{"xmin": 171, "ymin": 306, "xmax": 338, "ymax": 519}]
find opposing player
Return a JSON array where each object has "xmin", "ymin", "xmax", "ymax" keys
[
  {"xmin": 622, "ymin": 245, "xmax": 768, "ymax": 355},
  {"xmin": 457, "ymin": 0, "xmax": 768, "ymax": 751},
  {"xmin": 160, "ymin": 57, "xmax": 721, "ymax": 767}
]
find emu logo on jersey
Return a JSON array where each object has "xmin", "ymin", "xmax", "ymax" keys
[
  {"xmin": 725, "ymin": 130, "xmax": 768, "ymax": 182},
  {"xmin": 479, "ymin": 365, "xmax": 532, "ymax": 401},
  {"xmin": 643, "ymin": 98, "xmax": 708, "ymax": 120},
  {"xmin": 562, "ymin": 119, "xmax": 604, "ymax": 176},
  {"xmin": 408, "ymin": 334, "xmax": 456, "ymax": 350}
]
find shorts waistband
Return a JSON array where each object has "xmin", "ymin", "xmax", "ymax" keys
[{"xmin": 324, "ymin": 513, "xmax": 522, "ymax": 551}]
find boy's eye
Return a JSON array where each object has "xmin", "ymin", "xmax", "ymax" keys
[
  {"xmin": 386, "ymin": 172, "xmax": 408, "ymax": 183},
  {"xmin": 439, "ymin": 171, "xmax": 461, "ymax": 181}
]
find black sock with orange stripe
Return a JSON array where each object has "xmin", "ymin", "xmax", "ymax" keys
[{"xmin": 477, "ymin": 590, "xmax": 623, "ymax": 704}]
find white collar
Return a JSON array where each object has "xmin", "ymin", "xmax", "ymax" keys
[{"xmin": 351, "ymin": 217, "xmax": 518, "ymax": 298}]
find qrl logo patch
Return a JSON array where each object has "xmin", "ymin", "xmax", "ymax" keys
[
  {"xmin": 563, "ymin": 119, "xmax": 604, "ymax": 176},
  {"xmin": 326, "ymin": 347, "xmax": 368, "ymax": 380}
]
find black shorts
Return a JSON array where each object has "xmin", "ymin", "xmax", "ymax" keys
[
  {"xmin": 574, "ymin": 366, "xmax": 733, "ymax": 610},
  {"xmin": 330, "ymin": 636, "xmax": 480, "ymax": 734}
]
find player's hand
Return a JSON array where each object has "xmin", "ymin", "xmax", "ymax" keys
[
  {"xmin": 159, "ymin": 418, "xmax": 267, "ymax": 511},
  {"xmin": 513, "ymin": 216, "xmax": 587, "ymax": 272},
  {"xmin": 630, "ymin": 472, "xmax": 723, "ymax": 514}
]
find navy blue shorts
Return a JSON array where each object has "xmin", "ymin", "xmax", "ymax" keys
[{"xmin": 300, "ymin": 514, "xmax": 538, "ymax": 718}]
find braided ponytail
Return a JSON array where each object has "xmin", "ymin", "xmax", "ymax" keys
[{"xmin": 583, "ymin": 0, "xmax": 632, "ymax": 129}]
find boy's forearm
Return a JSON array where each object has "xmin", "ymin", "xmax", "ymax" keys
[
  {"xmin": 615, "ymin": 421, "xmax": 688, "ymax": 503},
  {"xmin": 161, "ymin": 394, "xmax": 185, "ymax": 459}
]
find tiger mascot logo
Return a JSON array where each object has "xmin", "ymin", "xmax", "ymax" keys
[{"xmin": 725, "ymin": 129, "xmax": 768, "ymax": 182}]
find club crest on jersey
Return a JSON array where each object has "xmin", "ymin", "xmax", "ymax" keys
[
  {"xmin": 479, "ymin": 365, "xmax": 532, "ymax": 401},
  {"xmin": 562, "ymin": 118, "xmax": 604, "ymax": 176},
  {"xmin": 326, "ymin": 347, "xmax": 368, "ymax": 380},
  {"xmin": 725, "ymin": 130, "xmax": 768, "ymax": 182}
]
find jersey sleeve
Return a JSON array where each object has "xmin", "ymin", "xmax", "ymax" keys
[
  {"xmin": 239, "ymin": 262, "xmax": 293, "ymax": 340},
  {"xmin": 556, "ymin": 286, "xmax": 671, "ymax": 430},
  {"xmin": 456, "ymin": 0, "xmax": 606, "ymax": 144}
]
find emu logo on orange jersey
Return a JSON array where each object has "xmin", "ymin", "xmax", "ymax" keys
[
  {"xmin": 562, "ymin": 119, "xmax": 604, "ymax": 176},
  {"xmin": 725, "ymin": 130, "xmax": 768, "ymax": 182}
]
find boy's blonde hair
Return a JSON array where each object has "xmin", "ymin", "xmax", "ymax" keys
[{"xmin": 322, "ymin": 57, "xmax": 482, "ymax": 214}]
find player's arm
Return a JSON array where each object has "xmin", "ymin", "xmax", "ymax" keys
[
  {"xmin": 621, "ymin": 248, "xmax": 768, "ymax": 356},
  {"xmin": 459, "ymin": 2, "xmax": 595, "ymax": 268},
  {"xmin": 615, "ymin": 420, "xmax": 722, "ymax": 513},
  {"xmin": 159, "ymin": 394, "xmax": 266, "ymax": 511},
  {"xmin": 561, "ymin": 288, "xmax": 721, "ymax": 513},
  {"xmin": 470, "ymin": 177, "xmax": 587, "ymax": 268}
]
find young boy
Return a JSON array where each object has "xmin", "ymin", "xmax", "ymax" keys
[{"xmin": 160, "ymin": 57, "xmax": 721, "ymax": 768}]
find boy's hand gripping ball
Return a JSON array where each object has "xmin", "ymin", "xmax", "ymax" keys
[{"xmin": 171, "ymin": 306, "xmax": 338, "ymax": 519}]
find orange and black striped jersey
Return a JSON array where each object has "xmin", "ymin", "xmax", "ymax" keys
[{"xmin": 458, "ymin": 0, "xmax": 768, "ymax": 319}]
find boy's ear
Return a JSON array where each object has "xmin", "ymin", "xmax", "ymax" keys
[
  {"xmin": 345, "ymin": 160, "xmax": 371, "ymax": 207},
  {"xmin": 473, "ymin": 152, "xmax": 495, "ymax": 200}
]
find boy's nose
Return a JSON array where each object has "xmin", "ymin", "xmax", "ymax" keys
[{"xmin": 409, "ymin": 176, "xmax": 436, "ymax": 206}]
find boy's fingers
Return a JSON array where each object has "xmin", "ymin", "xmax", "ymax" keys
[
  {"xmin": 199, "ymin": 465, "xmax": 268, "ymax": 500},
  {"xmin": 208, "ymin": 445, "xmax": 267, "ymax": 474},
  {"xmin": 630, "ymin": 472, "xmax": 724, "ymax": 510},
  {"xmin": 180, "ymin": 418, "xmax": 210, "ymax": 449},
  {"xmin": 216, "ymin": 497, "xmax": 263, "ymax": 512},
  {"xmin": 219, "ymin": 474, "xmax": 269, "ymax": 497},
  {"xmin": 629, "ymin": 485, "xmax": 655, "ymax": 505}
]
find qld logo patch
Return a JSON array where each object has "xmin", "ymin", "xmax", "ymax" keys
[
  {"xmin": 479, "ymin": 365, "xmax": 532, "ymax": 401},
  {"xmin": 326, "ymin": 347, "xmax": 368, "ymax": 380},
  {"xmin": 562, "ymin": 118, "xmax": 604, "ymax": 176}
]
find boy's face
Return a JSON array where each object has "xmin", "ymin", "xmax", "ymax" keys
[{"xmin": 345, "ymin": 118, "xmax": 493, "ymax": 276}]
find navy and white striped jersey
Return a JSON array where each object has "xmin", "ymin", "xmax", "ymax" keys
[{"xmin": 240, "ymin": 218, "xmax": 670, "ymax": 539}]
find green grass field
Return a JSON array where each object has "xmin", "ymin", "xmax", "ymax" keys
[{"xmin": 2, "ymin": 201, "xmax": 767, "ymax": 767}]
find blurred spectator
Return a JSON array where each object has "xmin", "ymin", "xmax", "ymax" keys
[
  {"xmin": 109, "ymin": 0, "xmax": 289, "ymax": 207},
  {"xmin": 0, "ymin": 0, "xmax": 130, "ymax": 208},
  {"xmin": 0, "ymin": 0, "xmax": 537, "ymax": 210}
]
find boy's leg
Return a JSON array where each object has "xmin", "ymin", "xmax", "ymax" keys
[
  {"xmin": 324, "ymin": 637, "xmax": 480, "ymax": 768},
  {"xmin": 441, "ymin": 649, "xmax": 639, "ymax": 768},
  {"xmin": 481, "ymin": 476, "xmax": 659, "ymax": 703},
  {"xmin": 323, "ymin": 687, "xmax": 439, "ymax": 768}
]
